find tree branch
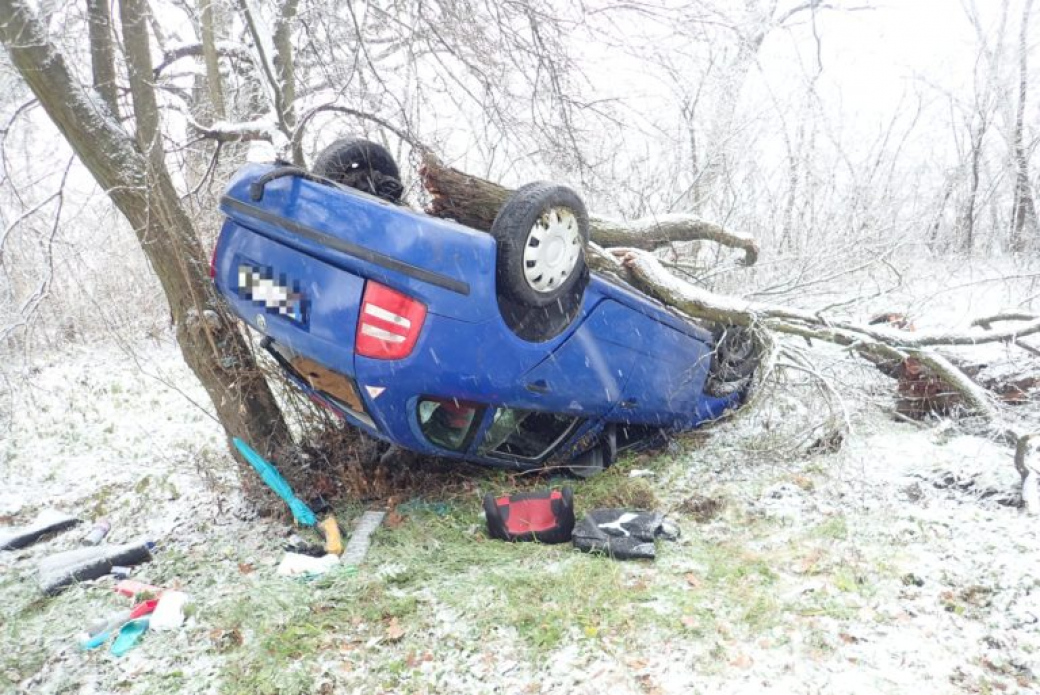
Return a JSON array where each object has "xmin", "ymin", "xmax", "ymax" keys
[
  {"xmin": 292, "ymin": 104, "xmax": 431, "ymax": 163},
  {"xmin": 189, "ymin": 116, "xmax": 284, "ymax": 144},
  {"xmin": 154, "ymin": 41, "xmax": 255, "ymax": 78}
]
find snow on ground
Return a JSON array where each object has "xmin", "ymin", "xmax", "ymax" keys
[{"xmin": 2, "ymin": 257, "xmax": 1040, "ymax": 694}]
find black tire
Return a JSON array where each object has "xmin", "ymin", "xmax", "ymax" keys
[
  {"xmin": 705, "ymin": 325, "xmax": 760, "ymax": 398},
  {"xmin": 311, "ymin": 137, "xmax": 403, "ymax": 203},
  {"xmin": 491, "ymin": 182, "xmax": 590, "ymax": 308}
]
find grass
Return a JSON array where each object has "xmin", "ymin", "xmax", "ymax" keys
[
  {"xmin": 209, "ymin": 479, "xmax": 671, "ymax": 693},
  {"xmin": 812, "ymin": 515, "xmax": 849, "ymax": 540},
  {"xmin": 0, "ymin": 433, "xmax": 907, "ymax": 695},
  {"xmin": 209, "ymin": 457, "xmax": 849, "ymax": 694}
]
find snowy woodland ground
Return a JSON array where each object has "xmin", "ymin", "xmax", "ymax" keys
[{"xmin": 2, "ymin": 257, "xmax": 1040, "ymax": 695}]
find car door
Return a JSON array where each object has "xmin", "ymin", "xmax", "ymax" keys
[
  {"xmin": 517, "ymin": 300, "xmax": 642, "ymax": 416},
  {"xmin": 614, "ymin": 316, "xmax": 714, "ymax": 426}
]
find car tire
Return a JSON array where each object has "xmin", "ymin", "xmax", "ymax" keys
[
  {"xmin": 491, "ymin": 182, "xmax": 590, "ymax": 308},
  {"xmin": 312, "ymin": 137, "xmax": 403, "ymax": 203},
  {"xmin": 705, "ymin": 325, "xmax": 760, "ymax": 397}
]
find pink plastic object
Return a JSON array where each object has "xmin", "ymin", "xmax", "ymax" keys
[
  {"xmin": 129, "ymin": 599, "xmax": 159, "ymax": 619},
  {"xmin": 114, "ymin": 579, "xmax": 163, "ymax": 598}
]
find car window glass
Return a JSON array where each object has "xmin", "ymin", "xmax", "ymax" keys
[
  {"xmin": 417, "ymin": 398, "xmax": 482, "ymax": 451},
  {"xmin": 481, "ymin": 408, "xmax": 578, "ymax": 460}
]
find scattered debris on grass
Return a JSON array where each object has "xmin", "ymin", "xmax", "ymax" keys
[
  {"xmin": 572, "ymin": 509, "xmax": 679, "ymax": 560},
  {"xmin": 0, "ymin": 510, "xmax": 80, "ymax": 551},
  {"xmin": 483, "ymin": 488, "xmax": 575, "ymax": 544},
  {"xmin": 37, "ymin": 540, "xmax": 153, "ymax": 596},
  {"xmin": 341, "ymin": 511, "xmax": 387, "ymax": 566}
]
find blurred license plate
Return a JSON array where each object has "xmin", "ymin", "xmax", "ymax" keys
[{"xmin": 237, "ymin": 264, "xmax": 306, "ymax": 323}]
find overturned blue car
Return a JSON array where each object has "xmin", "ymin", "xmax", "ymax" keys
[{"xmin": 212, "ymin": 138, "xmax": 756, "ymax": 475}]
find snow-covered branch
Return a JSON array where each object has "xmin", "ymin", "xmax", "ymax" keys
[
  {"xmin": 154, "ymin": 41, "xmax": 255, "ymax": 78},
  {"xmin": 189, "ymin": 117, "xmax": 288, "ymax": 152}
]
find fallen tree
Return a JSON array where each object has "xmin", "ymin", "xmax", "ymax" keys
[
  {"xmin": 419, "ymin": 154, "xmax": 758, "ymax": 265},
  {"xmin": 419, "ymin": 157, "xmax": 1040, "ymax": 513}
]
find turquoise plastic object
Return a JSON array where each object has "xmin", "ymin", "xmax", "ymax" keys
[
  {"xmin": 80, "ymin": 630, "xmax": 111, "ymax": 651},
  {"xmin": 110, "ymin": 618, "xmax": 149, "ymax": 657},
  {"xmin": 232, "ymin": 438, "xmax": 317, "ymax": 527}
]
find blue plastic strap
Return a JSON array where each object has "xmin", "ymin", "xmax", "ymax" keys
[{"xmin": 232, "ymin": 438, "xmax": 317, "ymax": 527}]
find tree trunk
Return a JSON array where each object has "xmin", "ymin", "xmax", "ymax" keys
[
  {"xmin": 958, "ymin": 118, "xmax": 984, "ymax": 254},
  {"xmin": 419, "ymin": 153, "xmax": 759, "ymax": 265},
  {"xmin": 199, "ymin": 0, "xmax": 226, "ymax": 119},
  {"xmin": 273, "ymin": 0, "xmax": 301, "ymax": 163},
  {"xmin": 1009, "ymin": 0, "xmax": 1039, "ymax": 253},
  {"xmin": 0, "ymin": 0, "xmax": 293, "ymax": 478}
]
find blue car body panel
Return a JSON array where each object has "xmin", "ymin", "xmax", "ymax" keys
[{"xmin": 214, "ymin": 163, "xmax": 742, "ymax": 470}]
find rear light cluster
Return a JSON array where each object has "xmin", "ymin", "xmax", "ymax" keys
[
  {"xmin": 209, "ymin": 235, "xmax": 220, "ymax": 280},
  {"xmin": 356, "ymin": 281, "xmax": 427, "ymax": 360}
]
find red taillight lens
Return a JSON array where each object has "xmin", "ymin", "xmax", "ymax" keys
[
  {"xmin": 356, "ymin": 281, "xmax": 427, "ymax": 360},
  {"xmin": 209, "ymin": 236, "xmax": 219, "ymax": 280}
]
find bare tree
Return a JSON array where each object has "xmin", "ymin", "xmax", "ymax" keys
[
  {"xmin": 0, "ymin": 0, "xmax": 292, "ymax": 470},
  {"xmin": 957, "ymin": 100, "xmax": 989, "ymax": 254},
  {"xmin": 1009, "ymin": 0, "xmax": 1039, "ymax": 253}
]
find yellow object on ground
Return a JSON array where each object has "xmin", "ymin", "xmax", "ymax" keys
[{"xmin": 319, "ymin": 517, "xmax": 344, "ymax": 555}]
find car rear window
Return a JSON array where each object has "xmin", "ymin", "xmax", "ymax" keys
[
  {"xmin": 480, "ymin": 408, "xmax": 580, "ymax": 461},
  {"xmin": 417, "ymin": 398, "xmax": 484, "ymax": 452}
]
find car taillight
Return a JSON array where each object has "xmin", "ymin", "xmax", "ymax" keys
[
  {"xmin": 209, "ymin": 235, "xmax": 220, "ymax": 280},
  {"xmin": 356, "ymin": 281, "xmax": 427, "ymax": 360}
]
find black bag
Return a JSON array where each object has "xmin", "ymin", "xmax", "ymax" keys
[
  {"xmin": 483, "ymin": 488, "xmax": 575, "ymax": 544},
  {"xmin": 572, "ymin": 509, "xmax": 679, "ymax": 560}
]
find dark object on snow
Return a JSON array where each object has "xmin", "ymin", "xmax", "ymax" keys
[
  {"xmin": 37, "ymin": 541, "xmax": 153, "ymax": 596},
  {"xmin": 902, "ymin": 572, "xmax": 925, "ymax": 587},
  {"xmin": 285, "ymin": 535, "xmax": 327, "ymax": 558},
  {"xmin": 572, "ymin": 509, "xmax": 679, "ymax": 560},
  {"xmin": 483, "ymin": 488, "xmax": 575, "ymax": 544},
  {"xmin": 0, "ymin": 510, "xmax": 80, "ymax": 551},
  {"xmin": 285, "ymin": 541, "xmax": 326, "ymax": 558}
]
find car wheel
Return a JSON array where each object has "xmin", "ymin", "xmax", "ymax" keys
[
  {"xmin": 705, "ymin": 325, "xmax": 760, "ymax": 397},
  {"xmin": 491, "ymin": 182, "xmax": 590, "ymax": 308},
  {"xmin": 311, "ymin": 137, "xmax": 403, "ymax": 203}
]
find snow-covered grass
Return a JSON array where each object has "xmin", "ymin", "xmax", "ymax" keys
[{"xmin": 3, "ymin": 256, "xmax": 1040, "ymax": 694}]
